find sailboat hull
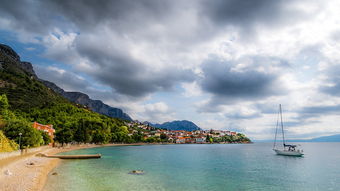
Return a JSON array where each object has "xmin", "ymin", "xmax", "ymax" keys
[{"xmin": 273, "ymin": 149, "xmax": 304, "ymax": 157}]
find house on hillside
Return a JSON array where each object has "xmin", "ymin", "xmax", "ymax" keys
[
  {"xmin": 176, "ymin": 137, "xmax": 186, "ymax": 144},
  {"xmin": 184, "ymin": 137, "xmax": 194, "ymax": 143},
  {"xmin": 225, "ymin": 131, "xmax": 231, "ymax": 136},
  {"xmin": 32, "ymin": 122, "xmax": 55, "ymax": 145},
  {"xmin": 195, "ymin": 137, "xmax": 206, "ymax": 143},
  {"xmin": 154, "ymin": 132, "xmax": 161, "ymax": 137}
]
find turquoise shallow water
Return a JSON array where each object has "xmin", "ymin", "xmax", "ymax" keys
[{"xmin": 44, "ymin": 143, "xmax": 340, "ymax": 191}]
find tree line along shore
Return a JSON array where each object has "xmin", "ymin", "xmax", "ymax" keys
[{"xmin": 1, "ymin": 93, "xmax": 250, "ymax": 153}]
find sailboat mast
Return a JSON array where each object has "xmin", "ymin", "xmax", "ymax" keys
[
  {"xmin": 279, "ymin": 104, "xmax": 286, "ymax": 145},
  {"xmin": 273, "ymin": 106, "xmax": 280, "ymax": 149}
]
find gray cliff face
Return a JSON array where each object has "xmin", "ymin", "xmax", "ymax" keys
[
  {"xmin": 65, "ymin": 92, "xmax": 133, "ymax": 121},
  {"xmin": 20, "ymin": 61, "xmax": 37, "ymax": 78},
  {"xmin": 40, "ymin": 80, "xmax": 65, "ymax": 95},
  {"xmin": 0, "ymin": 44, "xmax": 37, "ymax": 78},
  {"xmin": 0, "ymin": 44, "xmax": 20, "ymax": 62},
  {"xmin": 42, "ymin": 80, "xmax": 132, "ymax": 121}
]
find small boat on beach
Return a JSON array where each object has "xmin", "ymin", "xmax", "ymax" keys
[
  {"xmin": 273, "ymin": 104, "xmax": 304, "ymax": 157},
  {"xmin": 128, "ymin": 170, "xmax": 145, "ymax": 175}
]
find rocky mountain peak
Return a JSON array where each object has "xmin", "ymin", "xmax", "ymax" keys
[
  {"xmin": 41, "ymin": 80, "xmax": 132, "ymax": 121},
  {"xmin": 0, "ymin": 44, "xmax": 37, "ymax": 79},
  {"xmin": 0, "ymin": 44, "xmax": 20, "ymax": 62},
  {"xmin": 148, "ymin": 120, "xmax": 202, "ymax": 131}
]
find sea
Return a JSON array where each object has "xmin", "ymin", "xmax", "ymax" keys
[{"xmin": 43, "ymin": 143, "xmax": 340, "ymax": 191}]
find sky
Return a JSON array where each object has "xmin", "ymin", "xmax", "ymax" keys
[{"xmin": 1, "ymin": 0, "xmax": 340, "ymax": 140}]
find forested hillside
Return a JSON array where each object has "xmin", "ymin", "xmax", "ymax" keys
[{"xmin": 0, "ymin": 44, "xmax": 143, "ymax": 150}]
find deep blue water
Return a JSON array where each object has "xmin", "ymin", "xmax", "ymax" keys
[{"xmin": 44, "ymin": 143, "xmax": 340, "ymax": 191}]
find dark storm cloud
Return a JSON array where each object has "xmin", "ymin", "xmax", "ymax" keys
[
  {"xmin": 93, "ymin": 63, "xmax": 195, "ymax": 97},
  {"xmin": 320, "ymin": 64, "xmax": 340, "ymax": 96},
  {"xmin": 200, "ymin": 57, "xmax": 280, "ymax": 99},
  {"xmin": 201, "ymin": 65, "xmax": 274, "ymax": 98},
  {"xmin": 255, "ymin": 103, "xmax": 338, "ymax": 128},
  {"xmin": 42, "ymin": 0, "xmax": 175, "ymax": 31},
  {"xmin": 201, "ymin": 0, "xmax": 306, "ymax": 35},
  {"xmin": 0, "ymin": 0, "xmax": 301, "ymax": 34},
  {"xmin": 321, "ymin": 84, "xmax": 340, "ymax": 96},
  {"xmin": 74, "ymin": 36, "xmax": 195, "ymax": 97},
  {"xmin": 197, "ymin": 56, "xmax": 288, "ymax": 112},
  {"xmin": 1, "ymin": 0, "xmax": 303, "ymax": 99},
  {"xmin": 298, "ymin": 105, "xmax": 340, "ymax": 119},
  {"xmin": 0, "ymin": 0, "xmax": 174, "ymax": 33},
  {"xmin": 0, "ymin": 0, "xmax": 76, "ymax": 35},
  {"xmin": 203, "ymin": 0, "xmax": 283, "ymax": 24},
  {"xmin": 276, "ymin": 105, "xmax": 340, "ymax": 131},
  {"xmin": 302, "ymin": 105, "xmax": 340, "ymax": 114},
  {"xmin": 282, "ymin": 120, "xmax": 321, "ymax": 128},
  {"xmin": 279, "ymin": 105, "xmax": 340, "ymax": 129}
]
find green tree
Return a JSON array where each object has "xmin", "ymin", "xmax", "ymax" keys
[
  {"xmin": 131, "ymin": 133, "xmax": 143, "ymax": 143},
  {"xmin": 224, "ymin": 135, "xmax": 232, "ymax": 143},
  {"xmin": 41, "ymin": 131, "xmax": 51, "ymax": 145},
  {"xmin": 92, "ymin": 129, "xmax": 111, "ymax": 144},
  {"xmin": 0, "ymin": 94, "xmax": 9, "ymax": 120},
  {"xmin": 160, "ymin": 133, "xmax": 167, "ymax": 140},
  {"xmin": 145, "ymin": 137, "xmax": 156, "ymax": 143},
  {"xmin": 112, "ymin": 125, "xmax": 129, "ymax": 142},
  {"xmin": 117, "ymin": 126, "xmax": 129, "ymax": 134},
  {"xmin": 206, "ymin": 135, "xmax": 213, "ymax": 143},
  {"xmin": 55, "ymin": 126, "xmax": 73, "ymax": 145},
  {"xmin": 3, "ymin": 119, "xmax": 43, "ymax": 148}
]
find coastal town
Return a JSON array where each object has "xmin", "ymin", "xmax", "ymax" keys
[
  {"xmin": 126, "ymin": 121, "xmax": 250, "ymax": 144},
  {"xmin": 19, "ymin": 120, "xmax": 250, "ymax": 147},
  {"xmin": 24, "ymin": 121, "xmax": 250, "ymax": 145}
]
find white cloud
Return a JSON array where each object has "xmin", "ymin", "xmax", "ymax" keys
[
  {"xmin": 181, "ymin": 82, "xmax": 202, "ymax": 97},
  {"xmin": 129, "ymin": 102, "xmax": 176, "ymax": 123},
  {"xmin": 42, "ymin": 29, "xmax": 78, "ymax": 63}
]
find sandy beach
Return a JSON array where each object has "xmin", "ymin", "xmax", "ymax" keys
[{"xmin": 0, "ymin": 143, "xmax": 145, "ymax": 191}]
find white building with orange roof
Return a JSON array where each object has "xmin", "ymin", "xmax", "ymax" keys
[{"xmin": 32, "ymin": 122, "xmax": 55, "ymax": 144}]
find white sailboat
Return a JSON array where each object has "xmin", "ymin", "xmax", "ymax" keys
[{"xmin": 273, "ymin": 104, "xmax": 304, "ymax": 157}]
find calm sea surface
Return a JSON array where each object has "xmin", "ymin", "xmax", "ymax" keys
[{"xmin": 44, "ymin": 143, "xmax": 340, "ymax": 191}]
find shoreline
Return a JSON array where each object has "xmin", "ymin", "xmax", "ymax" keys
[
  {"xmin": 0, "ymin": 143, "xmax": 148, "ymax": 191},
  {"xmin": 0, "ymin": 142, "xmax": 251, "ymax": 191}
]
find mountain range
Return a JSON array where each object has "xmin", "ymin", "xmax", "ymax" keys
[
  {"xmin": 148, "ymin": 120, "xmax": 202, "ymax": 131},
  {"xmin": 256, "ymin": 134, "xmax": 340, "ymax": 142},
  {"xmin": 0, "ymin": 44, "xmax": 131, "ymax": 121},
  {"xmin": 288, "ymin": 134, "xmax": 340, "ymax": 142},
  {"xmin": 41, "ymin": 80, "xmax": 132, "ymax": 121},
  {"xmin": 1, "ymin": 44, "xmax": 203, "ymax": 131}
]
